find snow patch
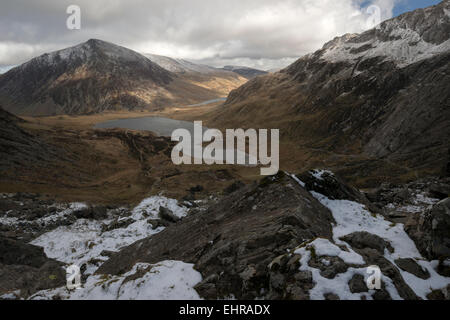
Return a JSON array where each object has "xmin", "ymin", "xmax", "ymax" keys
[
  {"xmin": 30, "ymin": 261, "xmax": 202, "ymax": 300},
  {"xmin": 289, "ymin": 173, "xmax": 450, "ymax": 299},
  {"xmin": 30, "ymin": 196, "xmax": 188, "ymax": 274}
]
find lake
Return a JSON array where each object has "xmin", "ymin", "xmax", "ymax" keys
[
  {"xmin": 94, "ymin": 115, "xmax": 256, "ymax": 165},
  {"xmin": 94, "ymin": 116, "xmax": 202, "ymax": 137}
]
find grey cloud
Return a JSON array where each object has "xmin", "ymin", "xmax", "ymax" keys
[{"xmin": 0, "ymin": 0, "xmax": 396, "ymax": 70}]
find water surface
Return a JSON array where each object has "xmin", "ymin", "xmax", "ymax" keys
[{"xmin": 94, "ymin": 116, "xmax": 201, "ymax": 137}]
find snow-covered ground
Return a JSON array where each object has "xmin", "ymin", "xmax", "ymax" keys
[
  {"xmin": 322, "ymin": 31, "xmax": 450, "ymax": 68},
  {"xmin": 3, "ymin": 174, "xmax": 448, "ymax": 300},
  {"xmin": 291, "ymin": 173, "xmax": 450, "ymax": 300},
  {"xmin": 0, "ymin": 202, "xmax": 88, "ymax": 229},
  {"xmin": 30, "ymin": 261, "xmax": 202, "ymax": 300},
  {"xmin": 30, "ymin": 196, "xmax": 187, "ymax": 271},
  {"xmin": 25, "ymin": 196, "xmax": 203, "ymax": 300},
  {"xmin": 321, "ymin": 4, "xmax": 450, "ymax": 69}
]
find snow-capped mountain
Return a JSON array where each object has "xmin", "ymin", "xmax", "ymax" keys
[
  {"xmin": 0, "ymin": 39, "xmax": 246, "ymax": 116},
  {"xmin": 319, "ymin": 1, "xmax": 450, "ymax": 67},
  {"xmin": 0, "ymin": 39, "xmax": 174, "ymax": 115},
  {"xmin": 214, "ymin": 0, "xmax": 450, "ymax": 180}
]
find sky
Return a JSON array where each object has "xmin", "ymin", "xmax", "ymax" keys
[{"xmin": 0, "ymin": 0, "xmax": 443, "ymax": 71}]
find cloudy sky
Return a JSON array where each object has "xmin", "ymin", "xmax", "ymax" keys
[{"xmin": 0, "ymin": 0, "xmax": 441, "ymax": 71}]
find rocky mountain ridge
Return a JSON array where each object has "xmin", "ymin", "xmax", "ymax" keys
[
  {"xmin": 0, "ymin": 39, "xmax": 246, "ymax": 116},
  {"xmin": 212, "ymin": 0, "xmax": 450, "ymax": 182},
  {"xmin": 221, "ymin": 65, "xmax": 268, "ymax": 79},
  {"xmin": 143, "ymin": 53, "xmax": 219, "ymax": 74}
]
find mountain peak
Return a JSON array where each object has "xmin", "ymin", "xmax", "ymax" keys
[
  {"xmin": 0, "ymin": 40, "xmax": 174, "ymax": 115},
  {"xmin": 317, "ymin": 0, "xmax": 450, "ymax": 67}
]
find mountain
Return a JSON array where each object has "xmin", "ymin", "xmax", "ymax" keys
[
  {"xmin": 0, "ymin": 39, "xmax": 173, "ymax": 115},
  {"xmin": 144, "ymin": 54, "xmax": 267, "ymax": 79},
  {"xmin": 143, "ymin": 53, "xmax": 219, "ymax": 74},
  {"xmin": 221, "ymin": 65, "xmax": 268, "ymax": 79},
  {"xmin": 0, "ymin": 39, "xmax": 246, "ymax": 116},
  {"xmin": 0, "ymin": 106, "xmax": 63, "ymax": 178},
  {"xmin": 211, "ymin": 1, "xmax": 450, "ymax": 183}
]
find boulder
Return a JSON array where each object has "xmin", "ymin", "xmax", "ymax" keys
[
  {"xmin": 101, "ymin": 217, "xmax": 135, "ymax": 232},
  {"xmin": 340, "ymin": 232, "xmax": 393, "ymax": 254},
  {"xmin": 0, "ymin": 236, "xmax": 65, "ymax": 298},
  {"xmin": 158, "ymin": 206, "xmax": 180, "ymax": 223},
  {"xmin": 0, "ymin": 236, "xmax": 48, "ymax": 268},
  {"xmin": 73, "ymin": 205, "xmax": 108, "ymax": 220},
  {"xmin": 405, "ymin": 198, "xmax": 450, "ymax": 260},
  {"xmin": 348, "ymin": 274, "xmax": 368, "ymax": 293},
  {"xmin": 354, "ymin": 248, "xmax": 419, "ymax": 300},
  {"xmin": 394, "ymin": 258, "xmax": 430, "ymax": 280},
  {"xmin": 296, "ymin": 170, "xmax": 378, "ymax": 212}
]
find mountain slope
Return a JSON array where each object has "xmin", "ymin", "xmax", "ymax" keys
[
  {"xmin": 0, "ymin": 39, "xmax": 176, "ymax": 115},
  {"xmin": 144, "ymin": 53, "xmax": 218, "ymax": 74},
  {"xmin": 0, "ymin": 40, "xmax": 246, "ymax": 116},
  {"xmin": 211, "ymin": 1, "xmax": 450, "ymax": 182},
  {"xmin": 0, "ymin": 105, "xmax": 65, "ymax": 180},
  {"xmin": 221, "ymin": 65, "xmax": 268, "ymax": 79}
]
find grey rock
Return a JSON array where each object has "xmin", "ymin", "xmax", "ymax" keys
[
  {"xmin": 394, "ymin": 258, "xmax": 430, "ymax": 280},
  {"xmin": 405, "ymin": 198, "xmax": 450, "ymax": 259},
  {"xmin": 429, "ymin": 183, "xmax": 450, "ymax": 200},
  {"xmin": 158, "ymin": 206, "xmax": 180, "ymax": 223},
  {"xmin": 102, "ymin": 217, "xmax": 134, "ymax": 232},
  {"xmin": 348, "ymin": 274, "xmax": 368, "ymax": 293},
  {"xmin": 0, "ymin": 236, "xmax": 65, "ymax": 298},
  {"xmin": 324, "ymin": 293, "xmax": 340, "ymax": 300},
  {"xmin": 341, "ymin": 232, "xmax": 393, "ymax": 254},
  {"xmin": 294, "ymin": 271, "xmax": 313, "ymax": 284}
]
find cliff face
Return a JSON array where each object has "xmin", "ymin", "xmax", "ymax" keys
[{"xmin": 213, "ymin": 1, "xmax": 450, "ymax": 177}]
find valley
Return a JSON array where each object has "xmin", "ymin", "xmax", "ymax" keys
[{"xmin": 0, "ymin": 1, "xmax": 449, "ymax": 302}]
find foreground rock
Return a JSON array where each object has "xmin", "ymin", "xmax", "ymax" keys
[
  {"xmin": 97, "ymin": 172, "xmax": 335, "ymax": 299},
  {"xmin": 96, "ymin": 170, "xmax": 450, "ymax": 300},
  {"xmin": 0, "ymin": 236, "xmax": 65, "ymax": 298},
  {"xmin": 405, "ymin": 198, "xmax": 450, "ymax": 260},
  {"xmin": 2, "ymin": 170, "xmax": 450, "ymax": 300}
]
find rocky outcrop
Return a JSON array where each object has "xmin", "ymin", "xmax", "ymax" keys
[
  {"xmin": 405, "ymin": 198, "xmax": 450, "ymax": 260},
  {"xmin": 340, "ymin": 232, "xmax": 393, "ymax": 254},
  {"xmin": 296, "ymin": 170, "xmax": 377, "ymax": 212},
  {"xmin": 93, "ymin": 170, "xmax": 447, "ymax": 300},
  {"xmin": 394, "ymin": 258, "xmax": 430, "ymax": 280},
  {"xmin": 0, "ymin": 236, "xmax": 65, "ymax": 298},
  {"xmin": 96, "ymin": 172, "xmax": 334, "ymax": 299},
  {"xmin": 214, "ymin": 1, "xmax": 450, "ymax": 181},
  {"xmin": 2, "ymin": 169, "xmax": 449, "ymax": 300}
]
